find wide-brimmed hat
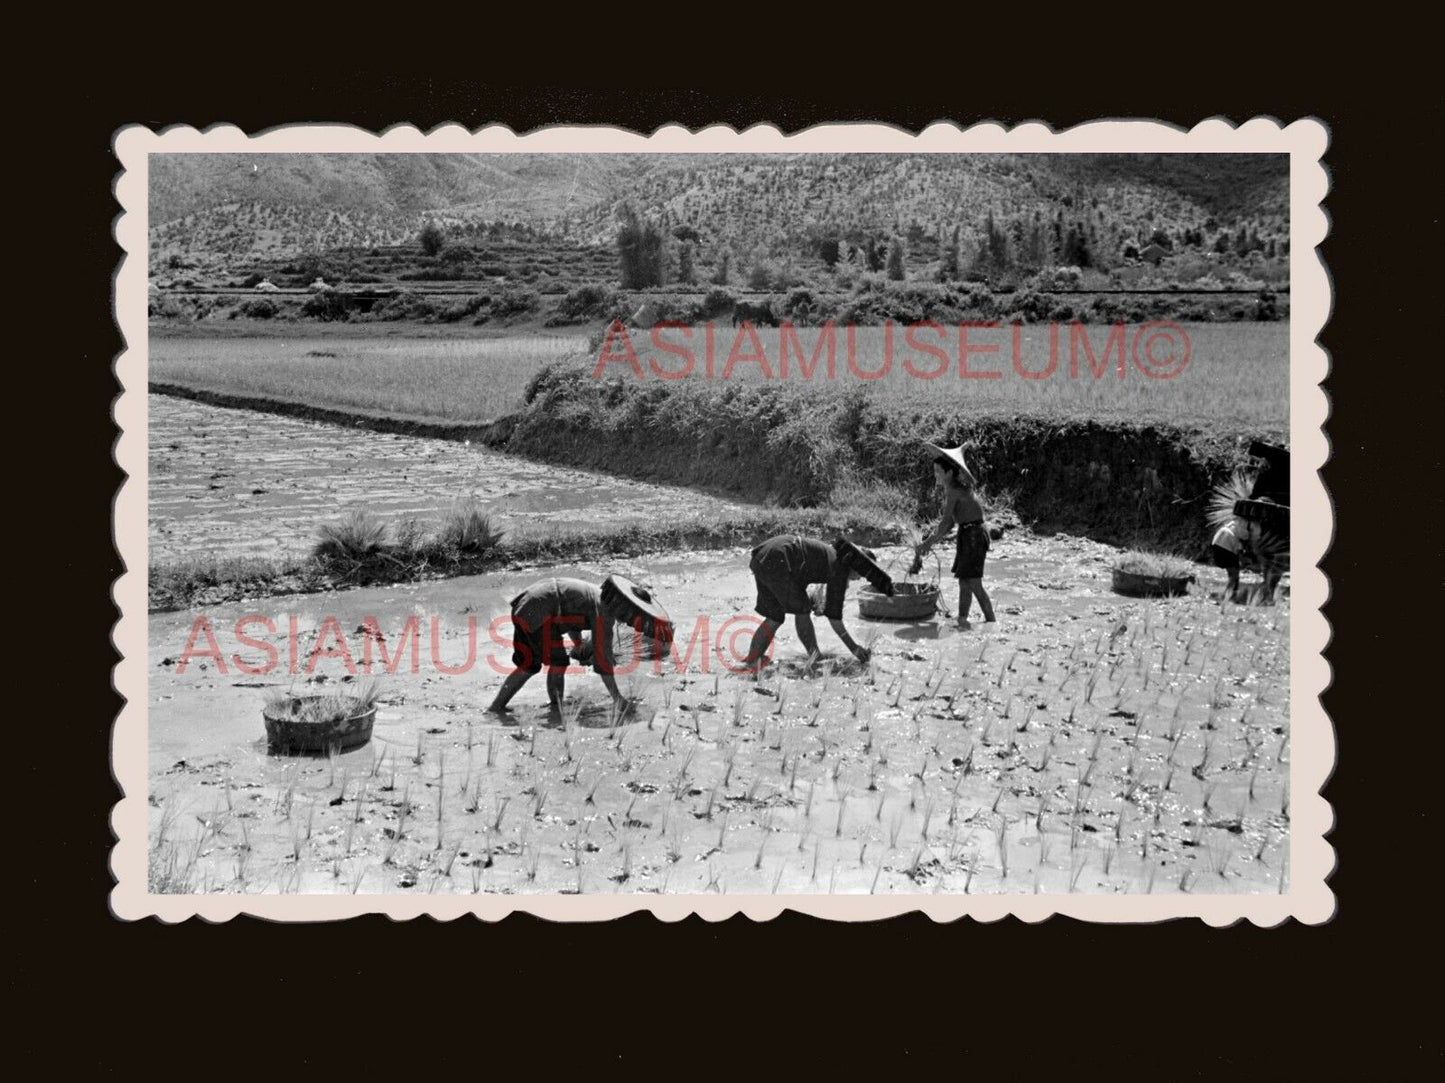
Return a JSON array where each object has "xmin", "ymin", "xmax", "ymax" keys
[
  {"xmin": 833, "ymin": 538, "xmax": 894, "ymax": 596},
  {"xmin": 601, "ymin": 574, "xmax": 674, "ymax": 645},
  {"xmin": 924, "ymin": 441, "xmax": 977, "ymax": 485}
]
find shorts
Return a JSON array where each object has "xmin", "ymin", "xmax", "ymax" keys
[
  {"xmin": 510, "ymin": 612, "xmax": 577, "ymax": 675},
  {"xmin": 750, "ymin": 555, "xmax": 811, "ymax": 622},
  {"xmin": 1211, "ymin": 544, "xmax": 1240, "ymax": 571},
  {"xmin": 952, "ymin": 521, "xmax": 990, "ymax": 580}
]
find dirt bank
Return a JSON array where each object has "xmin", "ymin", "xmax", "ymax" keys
[{"xmin": 509, "ymin": 365, "xmax": 1282, "ymax": 553}]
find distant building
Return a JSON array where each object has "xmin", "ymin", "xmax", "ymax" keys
[{"xmin": 1139, "ymin": 244, "xmax": 1168, "ymax": 266}]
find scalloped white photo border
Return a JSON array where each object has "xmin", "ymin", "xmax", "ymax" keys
[{"xmin": 111, "ymin": 118, "xmax": 1332, "ymax": 924}]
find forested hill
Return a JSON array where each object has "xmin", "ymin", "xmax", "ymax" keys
[{"xmin": 151, "ymin": 152, "xmax": 1288, "ymax": 271}]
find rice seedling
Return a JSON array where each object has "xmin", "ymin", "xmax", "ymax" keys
[
  {"xmin": 345, "ymin": 782, "xmax": 366, "ymax": 856},
  {"xmin": 491, "ymin": 794, "xmax": 510, "ymax": 833},
  {"xmin": 996, "ymin": 818, "xmax": 1010, "ymax": 881},
  {"xmin": 721, "ymin": 742, "xmax": 739, "ymax": 789},
  {"xmin": 438, "ymin": 845, "xmax": 460, "ymax": 879},
  {"xmin": 526, "ymin": 845, "xmax": 542, "ymax": 883},
  {"xmin": 617, "ymin": 838, "xmax": 633, "ymax": 884},
  {"xmin": 485, "ymin": 731, "xmax": 498, "ymax": 769},
  {"xmin": 1207, "ymin": 841, "xmax": 1231, "ymax": 879},
  {"xmin": 532, "ymin": 785, "xmax": 550, "ymax": 820},
  {"xmin": 887, "ymin": 810, "xmax": 905, "ymax": 851}
]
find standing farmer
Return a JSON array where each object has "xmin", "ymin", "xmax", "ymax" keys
[
  {"xmin": 740, "ymin": 535, "xmax": 892, "ymax": 672},
  {"xmin": 913, "ymin": 442, "xmax": 996, "ymax": 628}
]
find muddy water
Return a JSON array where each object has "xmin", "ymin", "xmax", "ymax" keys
[
  {"xmin": 148, "ymin": 534, "xmax": 1291, "ymax": 896},
  {"xmin": 149, "ymin": 394, "xmax": 751, "ymax": 563}
]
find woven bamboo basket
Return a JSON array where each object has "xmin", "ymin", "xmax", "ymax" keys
[{"xmin": 263, "ymin": 696, "xmax": 377, "ymax": 754}]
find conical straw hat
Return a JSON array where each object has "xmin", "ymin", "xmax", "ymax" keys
[
  {"xmin": 601, "ymin": 575, "xmax": 674, "ymax": 645},
  {"xmin": 923, "ymin": 441, "xmax": 976, "ymax": 485}
]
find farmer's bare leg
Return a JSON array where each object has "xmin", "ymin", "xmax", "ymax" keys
[
  {"xmin": 794, "ymin": 612, "xmax": 823, "ymax": 661},
  {"xmin": 957, "ymin": 582, "xmax": 972, "ymax": 626},
  {"xmin": 743, "ymin": 618, "xmax": 782, "ymax": 672},
  {"xmin": 545, "ymin": 667, "xmax": 567, "ymax": 716},
  {"xmin": 967, "ymin": 578, "xmax": 996, "ymax": 622},
  {"xmin": 488, "ymin": 671, "xmax": 532, "ymax": 713}
]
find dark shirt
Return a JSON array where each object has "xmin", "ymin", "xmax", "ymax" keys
[{"xmin": 750, "ymin": 535, "xmax": 851, "ymax": 620}]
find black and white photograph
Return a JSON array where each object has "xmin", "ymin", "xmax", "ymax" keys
[{"xmin": 114, "ymin": 122, "xmax": 1330, "ymax": 919}]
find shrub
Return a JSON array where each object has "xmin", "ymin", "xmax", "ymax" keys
[
  {"xmin": 490, "ymin": 286, "xmax": 540, "ymax": 320},
  {"xmin": 235, "ymin": 298, "xmax": 278, "ymax": 320},
  {"xmin": 692, "ymin": 288, "xmax": 737, "ymax": 321},
  {"xmin": 367, "ymin": 292, "xmax": 439, "ymax": 321},
  {"xmin": 439, "ymin": 294, "xmax": 490, "ymax": 322},
  {"xmin": 547, "ymin": 283, "xmax": 628, "ymax": 325},
  {"xmin": 302, "ymin": 289, "xmax": 349, "ymax": 321},
  {"xmin": 314, "ymin": 511, "xmax": 389, "ymax": 566},
  {"xmin": 419, "ymin": 222, "xmax": 445, "ymax": 257},
  {"xmin": 438, "ymin": 498, "xmax": 505, "ymax": 556}
]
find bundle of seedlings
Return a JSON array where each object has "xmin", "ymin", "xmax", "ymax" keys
[{"xmin": 1208, "ymin": 471, "xmax": 1289, "ymax": 568}]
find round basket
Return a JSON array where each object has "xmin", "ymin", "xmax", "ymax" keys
[
  {"xmin": 263, "ymin": 696, "xmax": 376, "ymax": 754},
  {"xmin": 859, "ymin": 582, "xmax": 940, "ymax": 621},
  {"xmin": 1111, "ymin": 567, "xmax": 1192, "ymax": 598}
]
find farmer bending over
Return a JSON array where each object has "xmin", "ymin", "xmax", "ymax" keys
[
  {"xmin": 741, "ymin": 535, "xmax": 883, "ymax": 672},
  {"xmin": 488, "ymin": 576, "xmax": 627, "ymax": 718}
]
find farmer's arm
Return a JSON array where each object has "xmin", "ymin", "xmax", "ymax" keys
[
  {"xmin": 919, "ymin": 492, "xmax": 959, "ymax": 550},
  {"xmin": 829, "ymin": 618, "xmax": 870, "ymax": 662},
  {"xmin": 593, "ymin": 618, "xmax": 625, "ymax": 702}
]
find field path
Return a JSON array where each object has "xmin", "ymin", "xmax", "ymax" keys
[{"xmin": 149, "ymin": 394, "xmax": 751, "ymax": 563}]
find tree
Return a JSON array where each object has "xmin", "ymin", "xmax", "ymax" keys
[
  {"xmin": 616, "ymin": 204, "xmax": 665, "ymax": 289},
  {"xmin": 710, "ymin": 251, "xmax": 731, "ymax": 286},
  {"xmin": 677, "ymin": 243, "xmax": 696, "ymax": 285},
  {"xmin": 419, "ymin": 221, "xmax": 444, "ymax": 257},
  {"xmin": 938, "ymin": 224, "xmax": 960, "ymax": 281},
  {"xmin": 886, "ymin": 237, "xmax": 906, "ymax": 281}
]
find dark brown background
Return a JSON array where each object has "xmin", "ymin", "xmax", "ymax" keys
[{"xmin": 32, "ymin": 45, "xmax": 1434, "ymax": 1073}]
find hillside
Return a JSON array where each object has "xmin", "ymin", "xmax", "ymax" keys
[{"xmin": 152, "ymin": 153, "xmax": 1288, "ymax": 277}]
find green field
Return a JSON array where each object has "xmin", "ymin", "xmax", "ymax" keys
[
  {"xmin": 151, "ymin": 321, "xmax": 1288, "ymax": 430},
  {"xmin": 151, "ymin": 330, "xmax": 589, "ymax": 422}
]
